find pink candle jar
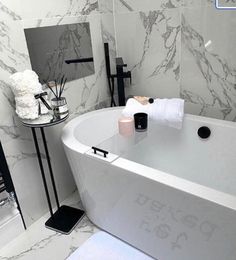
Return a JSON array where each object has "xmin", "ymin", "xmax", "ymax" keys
[{"xmin": 118, "ymin": 117, "xmax": 134, "ymax": 137}]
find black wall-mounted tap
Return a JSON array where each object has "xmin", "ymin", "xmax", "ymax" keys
[
  {"xmin": 104, "ymin": 43, "xmax": 132, "ymax": 107},
  {"xmin": 64, "ymin": 57, "xmax": 94, "ymax": 64}
]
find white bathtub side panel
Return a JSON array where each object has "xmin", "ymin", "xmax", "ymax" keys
[
  {"xmin": 62, "ymin": 145, "xmax": 85, "ymax": 196},
  {"xmin": 63, "ymin": 145, "xmax": 122, "ymax": 220},
  {"xmin": 75, "ymin": 154, "xmax": 236, "ymax": 260}
]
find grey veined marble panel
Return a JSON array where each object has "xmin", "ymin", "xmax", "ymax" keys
[
  {"xmin": 181, "ymin": 6, "xmax": 236, "ymax": 120},
  {"xmin": 24, "ymin": 22, "xmax": 95, "ymax": 83},
  {"xmin": 182, "ymin": 0, "xmax": 214, "ymax": 7},
  {"xmin": 115, "ymin": 8, "xmax": 181, "ymax": 98},
  {"xmin": 18, "ymin": 0, "xmax": 98, "ymax": 19},
  {"xmin": 114, "ymin": 0, "xmax": 183, "ymax": 13},
  {"xmin": 98, "ymin": 0, "xmax": 114, "ymax": 13}
]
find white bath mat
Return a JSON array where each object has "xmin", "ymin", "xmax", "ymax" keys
[{"xmin": 67, "ymin": 231, "xmax": 153, "ymax": 260}]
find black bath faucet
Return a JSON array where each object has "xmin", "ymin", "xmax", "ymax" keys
[
  {"xmin": 104, "ymin": 43, "xmax": 132, "ymax": 107},
  {"xmin": 116, "ymin": 57, "xmax": 132, "ymax": 106}
]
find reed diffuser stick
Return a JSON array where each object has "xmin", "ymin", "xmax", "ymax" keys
[
  {"xmin": 55, "ymin": 79, "xmax": 58, "ymax": 99},
  {"xmin": 59, "ymin": 77, "xmax": 67, "ymax": 98},
  {"xmin": 59, "ymin": 75, "xmax": 65, "ymax": 98},
  {"xmin": 45, "ymin": 81, "xmax": 58, "ymax": 99}
]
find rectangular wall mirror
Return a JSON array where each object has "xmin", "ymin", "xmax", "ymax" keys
[{"xmin": 24, "ymin": 22, "xmax": 95, "ymax": 83}]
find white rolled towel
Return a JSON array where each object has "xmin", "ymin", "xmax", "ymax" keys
[
  {"xmin": 9, "ymin": 70, "xmax": 43, "ymax": 96},
  {"xmin": 122, "ymin": 98, "xmax": 185, "ymax": 129},
  {"xmin": 15, "ymin": 104, "xmax": 39, "ymax": 120},
  {"xmin": 15, "ymin": 94, "xmax": 38, "ymax": 108},
  {"xmin": 15, "ymin": 94, "xmax": 39, "ymax": 119}
]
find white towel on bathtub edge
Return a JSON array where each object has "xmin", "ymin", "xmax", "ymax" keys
[
  {"xmin": 67, "ymin": 231, "xmax": 153, "ymax": 260},
  {"xmin": 122, "ymin": 98, "xmax": 185, "ymax": 129}
]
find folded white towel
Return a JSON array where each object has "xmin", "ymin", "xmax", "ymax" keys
[{"xmin": 122, "ymin": 98, "xmax": 184, "ymax": 129}]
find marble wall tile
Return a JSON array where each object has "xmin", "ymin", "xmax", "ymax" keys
[
  {"xmin": 98, "ymin": 0, "xmax": 114, "ymax": 13},
  {"xmin": 113, "ymin": 0, "xmax": 236, "ymax": 121},
  {"xmin": 19, "ymin": 0, "xmax": 99, "ymax": 20},
  {"xmin": 0, "ymin": 0, "xmax": 22, "ymax": 20},
  {"xmin": 181, "ymin": 6, "xmax": 236, "ymax": 120},
  {"xmin": 4, "ymin": 139, "xmax": 49, "ymax": 224},
  {"xmin": 0, "ymin": 1, "xmax": 40, "ymax": 226},
  {"xmin": 115, "ymin": 8, "xmax": 181, "ymax": 98},
  {"xmin": 0, "ymin": 0, "xmax": 110, "ymax": 230},
  {"xmin": 114, "ymin": 0, "xmax": 182, "ymax": 13},
  {"xmin": 101, "ymin": 13, "xmax": 117, "ymax": 75},
  {"xmin": 183, "ymin": 0, "xmax": 215, "ymax": 8}
]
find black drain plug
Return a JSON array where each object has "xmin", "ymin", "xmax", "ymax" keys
[{"xmin": 198, "ymin": 126, "xmax": 211, "ymax": 139}]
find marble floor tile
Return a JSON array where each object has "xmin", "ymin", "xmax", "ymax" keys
[{"xmin": 0, "ymin": 192, "xmax": 99, "ymax": 260}]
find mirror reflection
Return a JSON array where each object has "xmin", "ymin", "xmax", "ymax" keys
[{"xmin": 24, "ymin": 22, "xmax": 95, "ymax": 83}]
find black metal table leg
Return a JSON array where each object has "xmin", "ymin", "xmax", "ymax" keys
[
  {"xmin": 40, "ymin": 128, "xmax": 60, "ymax": 210},
  {"xmin": 27, "ymin": 118, "xmax": 85, "ymax": 235},
  {"xmin": 31, "ymin": 128, "xmax": 54, "ymax": 217}
]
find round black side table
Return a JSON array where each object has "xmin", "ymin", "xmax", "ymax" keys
[{"xmin": 21, "ymin": 113, "xmax": 84, "ymax": 234}]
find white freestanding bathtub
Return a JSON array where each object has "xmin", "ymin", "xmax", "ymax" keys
[{"xmin": 62, "ymin": 107, "xmax": 236, "ymax": 260}]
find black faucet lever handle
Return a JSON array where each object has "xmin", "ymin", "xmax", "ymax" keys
[
  {"xmin": 127, "ymin": 71, "xmax": 132, "ymax": 84},
  {"xmin": 116, "ymin": 57, "xmax": 127, "ymax": 68}
]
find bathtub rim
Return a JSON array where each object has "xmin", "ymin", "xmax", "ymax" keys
[
  {"xmin": 63, "ymin": 107, "xmax": 236, "ymax": 131},
  {"xmin": 62, "ymin": 107, "xmax": 236, "ymax": 211},
  {"xmin": 62, "ymin": 107, "xmax": 236, "ymax": 154},
  {"xmin": 62, "ymin": 107, "xmax": 123, "ymax": 154}
]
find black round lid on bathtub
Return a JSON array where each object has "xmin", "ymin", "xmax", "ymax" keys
[{"xmin": 198, "ymin": 126, "xmax": 211, "ymax": 139}]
